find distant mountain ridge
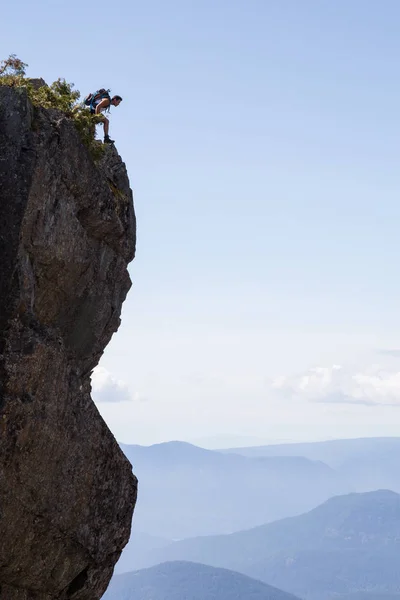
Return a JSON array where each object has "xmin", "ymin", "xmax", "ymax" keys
[
  {"xmin": 121, "ymin": 440, "xmax": 331, "ymax": 469},
  {"xmin": 120, "ymin": 441, "xmax": 348, "ymax": 539},
  {"xmin": 222, "ymin": 437, "xmax": 400, "ymax": 495},
  {"xmin": 221, "ymin": 436, "xmax": 400, "ymax": 468},
  {"xmin": 103, "ymin": 561, "xmax": 303, "ymax": 600},
  {"xmin": 130, "ymin": 490, "xmax": 400, "ymax": 600}
]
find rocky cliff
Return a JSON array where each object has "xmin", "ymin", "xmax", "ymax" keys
[{"xmin": 0, "ymin": 86, "xmax": 137, "ymax": 599}]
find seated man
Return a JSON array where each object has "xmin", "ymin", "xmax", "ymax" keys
[{"xmin": 91, "ymin": 93, "xmax": 123, "ymax": 144}]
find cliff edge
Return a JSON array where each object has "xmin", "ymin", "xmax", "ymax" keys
[{"xmin": 0, "ymin": 86, "xmax": 137, "ymax": 599}]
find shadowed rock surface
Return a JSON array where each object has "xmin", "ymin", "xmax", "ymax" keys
[{"xmin": 0, "ymin": 85, "xmax": 137, "ymax": 599}]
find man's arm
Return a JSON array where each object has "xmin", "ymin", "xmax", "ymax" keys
[{"xmin": 95, "ymin": 98, "xmax": 110, "ymax": 114}]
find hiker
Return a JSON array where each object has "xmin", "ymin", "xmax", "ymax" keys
[{"xmin": 85, "ymin": 89, "xmax": 123, "ymax": 144}]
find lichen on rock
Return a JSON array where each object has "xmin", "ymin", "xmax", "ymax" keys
[{"xmin": 0, "ymin": 85, "xmax": 137, "ymax": 599}]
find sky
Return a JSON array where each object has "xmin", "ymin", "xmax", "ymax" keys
[{"xmin": 4, "ymin": 1, "xmax": 400, "ymax": 446}]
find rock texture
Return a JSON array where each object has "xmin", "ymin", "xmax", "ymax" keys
[{"xmin": 0, "ymin": 86, "xmax": 137, "ymax": 599}]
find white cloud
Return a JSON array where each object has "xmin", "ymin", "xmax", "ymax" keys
[
  {"xmin": 91, "ymin": 366, "xmax": 132, "ymax": 403},
  {"xmin": 271, "ymin": 365, "xmax": 400, "ymax": 406}
]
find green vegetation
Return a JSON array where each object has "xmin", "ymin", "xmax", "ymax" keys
[{"xmin": 0, "ymin": 54, "xmax": 104, "ymax": 159}]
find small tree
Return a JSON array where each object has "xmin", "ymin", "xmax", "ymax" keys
[
  {"xmin": 0, "ymin": 54, "xmax": 27, "ymax": 77},
  {"xmin": 0, "ymin": 54, "xmax": 28, "ymax": 87}
]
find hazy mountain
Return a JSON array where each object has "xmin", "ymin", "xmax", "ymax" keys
[
  {"xmin": 120, "ymin": 441, "xmax": 349, "ymax": 539},
  {"xmin": 222, "ymin": 437, "xmax": 400, "ymax": 493},
  {"xmin": 192, "ymin": 435, "xmax": 276, "ymax": 449},
  {"xmin": 338, "ymin": 449, "xmax": 400, "ymax": 493},
  {"xmin": 115, "ymin": 530, "xmax": 172, "ymax": 575},
  {"xmin": 103, "ymin": 561, "xmax": 302, "ymax": 600},
  {"xmin": 133, "ymin": 490, "xmax": 400, "ymax": 599},
  {"xmin": 222, "ymin": 437, "xmax": 400, "ymax": 470}
]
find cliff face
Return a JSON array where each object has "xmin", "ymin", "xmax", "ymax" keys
[{"xmin": 0, "ymin": 86, "xmax": 137, "ymax": 599}]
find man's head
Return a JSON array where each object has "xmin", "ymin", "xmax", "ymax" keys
[{"xmin": 111, "ymin": 95, "xmax": 122, "ymax": 107}]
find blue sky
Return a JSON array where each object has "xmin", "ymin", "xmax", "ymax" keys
[{"xmin": 4, "ymin": 1, "xmax": 400, "ymax": 445}]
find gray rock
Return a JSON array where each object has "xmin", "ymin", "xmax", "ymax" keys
[
  {"xmin": 27, "ymin": 78, "xmax": 47, "ymax": 90},
  {"xmin": 0, "ymin": 86, "xmax": 137, "ymax": 599}
]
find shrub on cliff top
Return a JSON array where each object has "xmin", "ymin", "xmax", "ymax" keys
[
  {"xmin": 0, "ymin": 55, "xmax": 27, "ymax": 79},
  {"xmin": 0, "ymin": 55, "xmax": 104, "ymax": 160}
]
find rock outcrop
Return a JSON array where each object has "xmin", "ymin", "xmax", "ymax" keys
[{"xmin": 0, "ymin": 86, "xmax": 137, "ymax": 599}]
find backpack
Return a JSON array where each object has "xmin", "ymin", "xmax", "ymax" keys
[{"xmin": 84, "ymin": 88, "xmax": 111, "ymax": 113}]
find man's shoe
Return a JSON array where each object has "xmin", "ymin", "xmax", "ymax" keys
[{"xmin": 104, "ymin": 135, "xmax": 115, "ymax": 144}]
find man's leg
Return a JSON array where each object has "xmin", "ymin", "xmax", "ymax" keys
[
  {"xmin": 102, "ymin": 117, "xmax": 115, "ymax": 143},
  {"xmin": 103, "ymin": 117, "xmax": 109, "ymax": 136},
  {"xmin": 96, "ymin": 115, "xmax": 114, "ymax": 143}
]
